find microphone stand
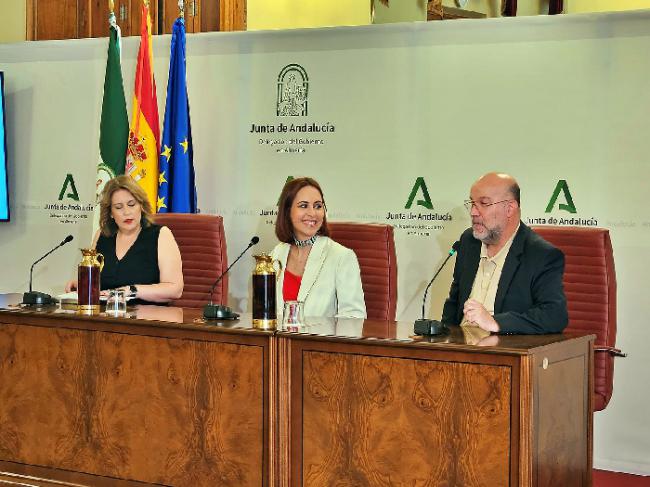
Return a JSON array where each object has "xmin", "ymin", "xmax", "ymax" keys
[
  {"xmin": 414, "ymin": 242, "xmax": 459, "ymax": 335},
  {"xmin": 23, "ymin": 236, "xmax": 74, "ymax": 306},
  {"xmin": 203, "ymin": 237, "xmax": 259, "ymax": 320}
]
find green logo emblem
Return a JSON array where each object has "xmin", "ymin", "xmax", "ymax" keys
[
  {"xmin": 545, "ymin": 179, "xmax": 576, "ymax": 214},
  {"xmin": 58, "ymin": 174, "xmax": 80, "ymax": 201},
  {"xmin": 405, "ymin": 177, "xmax": 433, "ymax": 210}
]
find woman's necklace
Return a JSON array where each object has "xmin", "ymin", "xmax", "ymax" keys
[{"xmin": 293, "ymin": 234, "xmax": 318, "ymax": 247}]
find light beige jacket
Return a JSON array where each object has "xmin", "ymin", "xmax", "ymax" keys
[{"xmin": 271, "ymin": 236, "xmax": 366, "ymax": 319}]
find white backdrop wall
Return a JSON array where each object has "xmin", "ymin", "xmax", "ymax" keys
[{"xmin": 0, "ymin": 11, "xmax": 649, "ymax": 474}]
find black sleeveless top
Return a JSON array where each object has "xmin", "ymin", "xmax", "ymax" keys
[{"xmin": 96, "ymin": 224, "xmax": 162, "ymax": 291}]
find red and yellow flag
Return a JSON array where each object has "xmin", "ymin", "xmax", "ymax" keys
[{"xmin": 126, "ymin": 0, "xmax": 159, "ymax": 210}]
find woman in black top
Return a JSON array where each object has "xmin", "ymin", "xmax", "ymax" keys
[{"xmin": 65, "ymin": 176, "xmax": 183, "ymax": 304}]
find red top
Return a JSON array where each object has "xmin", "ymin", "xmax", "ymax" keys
[{"xmin": 283, "ymin": 269, "xmax": 302, "ymax": 301}]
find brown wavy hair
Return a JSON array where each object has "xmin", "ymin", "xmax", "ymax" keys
[
  {"xmin": 275, "ymin": 177, "xmax": 330, "ymax": 243},
  {"xmin": 98, "ymin": 175, "xmax": 153, "ymax": 237}
]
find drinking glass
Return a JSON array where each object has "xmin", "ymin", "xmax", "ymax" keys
[
  {"xmin": 106, "ymin": 289, "xmax": 127, "ymax": 315},
  {"xmin": 282, "ymin": 300, "xmax": 304, "ymax": 329}
]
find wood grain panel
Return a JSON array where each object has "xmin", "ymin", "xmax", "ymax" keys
[
  {"xmin": 161, "ymin": 0, "xmax": 202, "ymax": 33},
  {"xmin": 201, "ymin": 0, "xmax": 220, "ymax": 32},
  {"xmin": 0, "ymin": 323, "xmax": 264, "ymax": 486},
  {"xmin": 129, "ymin": 0, "xmax": 144, "ymax": 37},
  {"xmin": 518, "ymin": 355, "xmax": 533, "ymax": 486},
  {"xmin": 114, "ymin": 0, "xmax": 132, "ymax": 36},
  {"xmin": 276, "ymin": 334, "xmax": 293, "ymax": 487},
  {"xmin": 219, "ymin": 0, "xmax": 246, "ymax": 31},
  {"xmin": 34, "ymin": 0, "xmax": 79, "ymax": 40},
  {"xmin": 536, "ymin": 354, "xmax": 588, "ymax": 487},
  {"xmin": 301, "ymin": 351, "xmax": 511, "ymax": 486},
  {"xmin": 127, "ymin": 0, "xmax": 158, "ymax": 37},
  {"xmin": 83, "ymin": 0, "xmax": 110, "ymax": 38}
]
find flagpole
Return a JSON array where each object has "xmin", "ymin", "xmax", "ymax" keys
[
  {"xmin": 178, "ymin": 0, "xmax": 184, "ymax": 18},
  {"xmin": 159, "ymin": 0, "xmax": 197, "ymax": 213},
  {"xmin": 96, "ymin": 0, "xmax": 129, "ymax": 233}
]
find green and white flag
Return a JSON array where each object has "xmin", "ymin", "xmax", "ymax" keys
[{"xmin": 93, "ymin": 11, "xmax": 129, "ymax": 235}]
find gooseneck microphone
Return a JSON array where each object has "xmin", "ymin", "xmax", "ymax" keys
[
  {"xmin": 203, "ymin": 235, "xmax": 260, "ymax": 320},
  {"xmin": 414, "ymin": 241, "xmax": 460, "ymax": 335},
  {"xmin": 23, "ymin": 234, "xmax": 74, "ymax": 306}
]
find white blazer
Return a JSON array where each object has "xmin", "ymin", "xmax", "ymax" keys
[{"xmin": 271, "ymin": 236, "xmax": 367, "ymax": 319}]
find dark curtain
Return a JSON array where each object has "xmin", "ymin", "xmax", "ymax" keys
[
  {"xmin": 549, "ymin": 0, "xmax": 564, "ymax": 15},
  {"xmin": 501, "ymin": 0, "xmax": 517, "ymax": 17}
]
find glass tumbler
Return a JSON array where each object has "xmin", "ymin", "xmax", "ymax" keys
[
  {"xmin": 106, "ymin": 289, "xmax": 127, "ymax": 316},
  {"xmin": 282, "ymin": 300, "xmax": 304, "ymax": 329}
]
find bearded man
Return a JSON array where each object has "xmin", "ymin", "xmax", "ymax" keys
[{"xmin": 441, "ymin": 172, "xmax": 568, "ymax": 335}]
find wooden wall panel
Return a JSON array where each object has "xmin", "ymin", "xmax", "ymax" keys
[
  {"xmin": 34, "ymin": 0, "xmax": 79, "ymax": 40},
  {"xmin": 116, "ymin": 0, "xmax": 159, "ymax": 37},
  {"xmin": 82, "ymin": 0, "xmax": 110, "ymax": 38},
  {"xmin": 161, "ymin": 0, "xmax": 202, "ymax": 33},
  {"xmin": 201, "ymin": 0, "xmax": 220, "ymax": 32},
  {"xmin": 301, "ymin": 351, "xmax": 511, "ymax": 486},
  {"xmin": 113, "ymin": 0, "xmax": 133, "ymax": 36},
  {"xmin": 0, "ymin": 323, "xmax": 264, "ymax": 487},
  {"xmin": 187, "ymin": 0, "xmax": 202, "ymax": 33},
  {"xmin": 28, "ymin": 0, "xmax": 235, "ymax": 40},
  {"xmin": 219, "ymin": 0, "xmax": 246, "ymax": 31}
]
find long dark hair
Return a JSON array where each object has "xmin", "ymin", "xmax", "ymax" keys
[{"xmin": 275, "ymin": 177, "xmax": 330, "ymax": 243}]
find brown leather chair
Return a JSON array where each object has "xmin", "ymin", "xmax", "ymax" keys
[
  {"xmin": 328, "ymin": 222, "xmax": 398, "ymax": 321},
  {"xmin": 531, "ymin": 226, "xmax": 625, "ymax": 411},
  {"xmin": 154, "ymin": 214, "xmax": 228, "ymax": 309}
]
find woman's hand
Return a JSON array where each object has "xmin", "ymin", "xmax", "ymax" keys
[
  {"xmin": 65, "ymin": 280, "xmax": 78, "ymax": 292},
  {"xmin": 118, "ymin": 285, "xmax": 132, "ymax": 297}
]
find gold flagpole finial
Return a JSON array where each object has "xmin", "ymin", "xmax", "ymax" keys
[
  {"xmin": 108, "ymin": 0, "xmax": 114, "ymax": 13},
  {"xmin": 144, "ymin": 0, "xmax": 150, "ymax": 8},
  {"xmin": 178, "ymin": 0, "xmax": 185, "ymax": 18}
]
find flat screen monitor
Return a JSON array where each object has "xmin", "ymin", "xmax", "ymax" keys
[{"xmin": 0, "ymin": 71, "xmax": 8, "ymax": 222}]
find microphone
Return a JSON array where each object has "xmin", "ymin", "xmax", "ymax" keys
[
  {"xmin": 23, "ymin": 234, "xmax": 75, "ymax": 306},
  {"xmin": 203, "ymin": 235, "xmax": 260, "ymax": 320},
  {"xmin": 414, "ymin": 241, "xmax": 460, "ymax": 336}
]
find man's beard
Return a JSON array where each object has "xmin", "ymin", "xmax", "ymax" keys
[{"xmin": 473, "ymin": 223, "xmax": 502, "ymax": 245}]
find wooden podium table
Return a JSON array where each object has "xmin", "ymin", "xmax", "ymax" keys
[
  {"xmin": 0, "ymin": 295, "xmax": 274, "ymax": 487},
  {"xmin": 0, "ymin": 296, "xmax": 593, "ymax": 487},
  {"xmin": 276, "ymin": 318, "xmax": 594, "ymax": 487}
]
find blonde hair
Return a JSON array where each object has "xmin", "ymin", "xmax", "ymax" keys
[{"xmin": 99, "ymin": 175, "xmax": 153, "ymax": 237}]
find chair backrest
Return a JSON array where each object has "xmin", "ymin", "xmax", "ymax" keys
[
  {"xmin": 153, "ymin": 214, "xmax": 228, "ymax": 309},
  {"xmin": 531, "ymin": 226, "xmax": 617, "ymax": 411},
  {"xmin": 328, "ymin": 222, "xmax": 398, "ymax": 321}
]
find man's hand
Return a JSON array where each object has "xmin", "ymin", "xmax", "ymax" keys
[{"xmin": 463, "ymin": 299, "xmax": 500, "ymax": 333}]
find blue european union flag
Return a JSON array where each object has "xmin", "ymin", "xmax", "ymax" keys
[{"xmin": 158, "ymin": 17, "xmax": 196, "ymax": 213}]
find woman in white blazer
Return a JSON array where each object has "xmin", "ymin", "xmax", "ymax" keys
[{"xmin": 271, "ymin": 177, "xmax": 366, "ymax": 319}]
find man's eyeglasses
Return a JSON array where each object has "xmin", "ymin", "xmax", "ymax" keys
[{"xmin": 464, "ymin": 199, "xmax": 512, "ymax": 212}]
